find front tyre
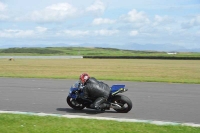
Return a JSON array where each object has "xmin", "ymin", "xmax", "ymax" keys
[
  {"xmin": 111, "ymin": 95, "xmax": 132, "ymax": 113},
  {"xmin": 66, "ymin": 96, "xmax": 85, "ymax": 110}
]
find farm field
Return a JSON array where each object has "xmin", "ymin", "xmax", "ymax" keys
[{"xmin": 0, "ymin": 58, "xmax": 200, "ymax": 84}]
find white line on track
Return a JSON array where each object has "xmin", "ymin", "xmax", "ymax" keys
[{"xmin": 0, "ymin": 110, "xmax": 200, "ymax": 127}]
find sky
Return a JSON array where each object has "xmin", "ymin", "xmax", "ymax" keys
[{"xmin": 0, "ymin": 0, "xmax": 200, "ymax": 51}]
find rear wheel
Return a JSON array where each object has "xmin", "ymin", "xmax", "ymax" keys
[
  {"xmin": 111, "ymin": 95, "xmax": 132, "ymax": 113},
  {"xmin": 66, "ymin": 96, "xmax": 85, "ymax": 110}
]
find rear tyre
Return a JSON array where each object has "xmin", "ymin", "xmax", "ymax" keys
[
  {"xmin": 111, "ymin": 95, "xmax": 132, "ymax": 113},
  {"xmin": 66, "ymin": 96, "xmax": 85, "ymax": 110}
]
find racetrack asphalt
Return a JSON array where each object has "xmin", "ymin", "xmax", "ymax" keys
[{"xmin": 0, "ymin": 78, "xmax": 200, "ymax": 124}]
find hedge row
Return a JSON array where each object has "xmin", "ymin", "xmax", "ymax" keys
[{"xmin": 83, "ymin": 56, "xmax": 200, "ymax": 60}]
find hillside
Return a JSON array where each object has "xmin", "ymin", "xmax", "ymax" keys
[{"xmin": 0, "ymin": 47, "xmax": 200, "ymax": 57}]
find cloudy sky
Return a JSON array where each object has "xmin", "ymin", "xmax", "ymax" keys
[{"xmin": 0, "ymin": 0, "xmax": 200, "ymax": 50}]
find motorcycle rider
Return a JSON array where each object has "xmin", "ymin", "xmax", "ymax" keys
[{"xmin": 79, "ymin": 73, "xmax": 111, "ymax": 111}]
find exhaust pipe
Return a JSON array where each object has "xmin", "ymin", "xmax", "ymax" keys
[{"xmin": 110, "ymin": 103, "xmax": 121, "ymax": 109}]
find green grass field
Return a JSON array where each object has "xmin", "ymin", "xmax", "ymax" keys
[
  {"xmin": 0, "ymin": 58, "xmax": 200, "ymax": 84},
  {"xmin": 0, "ymin": 114, "xmax": 199, "ymax": 133}
]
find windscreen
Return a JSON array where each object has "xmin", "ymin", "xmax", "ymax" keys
[{"xmin": 71, "ymin": 80, "xmax": 80, "ymax": 88}]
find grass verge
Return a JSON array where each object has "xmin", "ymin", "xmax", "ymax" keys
[{"xmin": 0, "ymin": 114, "xmax": 199, "ymax": 133}]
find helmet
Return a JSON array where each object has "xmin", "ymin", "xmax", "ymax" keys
[{"xmin": 80, "ymin": 73, "xmax": 90, "ymax": 84}]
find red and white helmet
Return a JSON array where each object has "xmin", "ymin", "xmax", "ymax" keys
[{"xmin": 79, "ymin": 73, "xmax": 90, "ymax": 84}]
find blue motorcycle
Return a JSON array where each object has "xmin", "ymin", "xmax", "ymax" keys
[{"xmin": 67, "ymin": 81, "xmax": 132, "ymax": 113}]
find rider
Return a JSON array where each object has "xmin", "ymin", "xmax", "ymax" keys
[{"xmin": 79, "ymin": 73, "xmax": 111, "ymax": 110}]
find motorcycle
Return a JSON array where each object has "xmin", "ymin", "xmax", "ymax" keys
[{"xmin": 66, "ymin": 81, "xmax": 132, "ymax": 113}]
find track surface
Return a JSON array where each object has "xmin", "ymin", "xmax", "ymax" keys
[{"xmin": 0, "ymin": 78, "xmax": 200, "ymax": 124}]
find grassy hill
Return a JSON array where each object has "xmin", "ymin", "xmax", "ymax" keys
[{"xmin": 0, "ymin": 47, "xmax": 200, "ymax": 57}]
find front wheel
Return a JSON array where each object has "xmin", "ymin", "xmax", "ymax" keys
[
  {"xmin": 111, "ymin": 95, "xmax": 132, "ymax": 113},
  {"xmin": 66, "ymin": 96, "xmax": 85, "ymax": 110}
]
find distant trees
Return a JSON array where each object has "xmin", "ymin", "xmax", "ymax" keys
[{"xmin": 1, "ymin": 48, "xmax": 64, "ymax": 54}]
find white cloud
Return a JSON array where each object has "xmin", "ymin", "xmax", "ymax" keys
[
  {"xmin": 86, "ymin": 0, "xmax": 106, "ymax": 14},
  {"xmin": 0, "ymin": 2, "xmax": 9, "ymax": 21},
  {"xmin": 0, "ymin": 29, "xmax": 34, "ymax": 38},
  {"xmin": 130, "ymin": 30, "xmax": 138, "ymax": 36},
  {"xmin": 181, "ymin": 15, "xmax": 200, "ymax": 29},
  {"xmin": 36, "ymin": 26, "xmax": 48, "ymax": 33},
  {"xmin": 57, "ymin": 29, "xmax": 119, "ymax": 37},
  {"xmin": 0, "ymin": 27, "xmax": 49, "ymax": 38},
  {"xmin": 30, "ymin": 3, "xmax": 77, "ymax": 22},
  {"xmin": 62, "ymin": 30, "xmax": 90, "ymax": 36},
  {"xmin": 92, "ymin": 18, "xmax": 115, "ymax": 25},
  {"xmin": 196, "ymin": 30, "xmax": 200, "ymax": 36},
  {"xmin": 153, "ymin": 15, "xmax": 174, "ymax": 26},
  {"xmin": 121, "ymin": 9, "xmax": 150, "ymax": 24},
  {"xmin": 0, "ymin": 2, "xmax": 6, "ymax": 11},
  {"xmin": 94, "ymin": 29, "xmax": 119, "ymax": 36},
  {"xmin": 0, "ymin": 14, "xmax": 9, "ymax": 20}
]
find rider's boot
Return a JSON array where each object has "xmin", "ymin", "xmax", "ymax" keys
[{"xmin": 99, "ymin": 103, "xmax": 110, "ymax": 110}]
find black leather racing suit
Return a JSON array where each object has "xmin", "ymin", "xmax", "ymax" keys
[{"xmin": 82, "ymin": 77, "xmax": 111, "ymax": 109}]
